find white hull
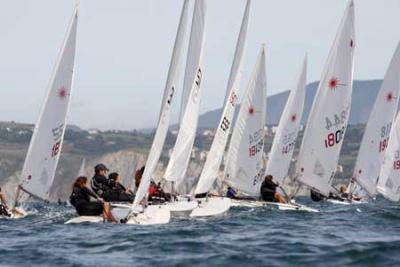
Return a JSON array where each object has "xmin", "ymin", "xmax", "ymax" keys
[
  {"xmin": 230, "ymin": 199, "xmax": 318, "ymax": 212},
  {"xmin": 65, "ymin": 205, "xmax": 170, "ymax": 225},
  {"xmin": 190, "ymin": 197, "xmax": 231, "ymax": 218},
  {"xmin": 165, "ymin": 199, "xmax": 198, "ymax": 218},
  {"xmin": 326, "ymin": 198, "xmax": 366, "ymax": 205},
  {"xmin": 230, "ymin": 199, "xmax": 265, "ymax": 208},
  {"xmin": 126, "ymin": 205, "xmax": 171, "ymax": 225}
]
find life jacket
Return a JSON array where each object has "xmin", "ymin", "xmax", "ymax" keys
[{"xmin": 148, "ymin": 185, "xmax": 159, "ymax": 196}]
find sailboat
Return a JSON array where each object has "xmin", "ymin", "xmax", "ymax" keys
[
  {"xmin": 377, "ymin": 112, "xmax": 400, "ymax": 202},
  {"xmin": 67, "ymin": 1, "xmax": 195, "ymax": 225},
  {"xmin": 295, "ymin": 0, "xmax": 355, "ymax": 200},
  {"xmin": 223, "ymin": 45, "xmax": 267, "ymax": 200},
  {"xmin": 266, "ymin": 56, "xmax": 307, "ymax": 186},
  {"xmin": 346, "ymin": 42, "xmax": 400, "ymax": 202},
  {"xmin": 10, "ymin": 6, "xmax": 79, "ymax": 219},
  {"xmin": 190, "ymin": 0, "xmax": 251, "ymax": 218},
  {"xmin": 125, "ymin": 0, "xmax": 192, "ymax": 225},
  {"xmin": 161, "ymin": 0, "xmax": 206, "ymax": 217}
]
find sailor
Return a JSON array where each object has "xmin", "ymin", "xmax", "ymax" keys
[
  {"xmin": 148, "ymin": 181, "xmax": 171, "ymax": 202},
  {"xmin": 70, "ymin": 176, "xmax": 116, "ymax": 222},
  {"xmin": 260, "ymin": 175, "xmax": 286, "ymax": 203},
  {"xmin": 336, "ymin": 185, "xmax": 361, "ymax": 201},
  {"xmin": 0, "ymin": 187, "xmax": 10, "ymax": 217},
  {"xmin": 134, "ymin": 166, "xmax": 145, "ymax": 193},
  {"xmin": 91, "ymin": 163, "xmax": 113, "ymax": 199},
  {"xmin": 310, "ymin": 188, "xmax": 328, "ymax": 201},
  {"xmin": 107, "ymin": 172, "xmax": 135, "ymax": 202},
  {"xmin": 225, "ymin": 186, "xmax": 255, "ymax": 200},
  {"xmin": 226, "ymin": 186, "xmax": 239, "ymax": 199}
]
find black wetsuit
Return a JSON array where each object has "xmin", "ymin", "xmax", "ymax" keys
[
  {"xmin": 261, "ymin": 180, "xmax": 278, "ymax": 202},
  {"xmin": 70, "ymin": 187, "xmax": 103, "ymax": 216},
  {"xmin": 91, "ymin": 174, "xmax": 113, "ymax": 198},
  {"xmin": 105, "ymin": 182, "xmax": 135, "ymax": 203},
  {"xmin": 311, "ymin": 189, "xmax": 326, "ymax": 202}
]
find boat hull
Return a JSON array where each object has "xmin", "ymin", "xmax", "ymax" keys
[
  {"xmin": 190, "ymin": 197, "xmax": 231, "ymax": 218},
  {"xmin": 230, "ymin": 199, "xmax": 319, "ymax": 212},
  {"xmin": 165, "ymin": 199, "xmax": 198, "ymax": 218},
  {"xmin": 65, "ymin": 205, "xmax": 171, "ymax": 225}
]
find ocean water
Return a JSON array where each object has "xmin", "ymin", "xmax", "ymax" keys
[{"xmin": 1, "ymin": 197, "xmax": 399, "ymax": 267}]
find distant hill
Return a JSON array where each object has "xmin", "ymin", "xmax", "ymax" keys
[{"xmin": 197, "ymin": 79, "xmax": 383, "ymax": 128}]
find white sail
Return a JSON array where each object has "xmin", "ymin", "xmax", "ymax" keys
[
  {"xmin": 265, "ymin": 56, "xmax": 307, "ymax": 184},
  {"xmin": 78, "ymin": 158, "xmax": 86, "ymax": 177},
  {"xmin": 164, "ymin": 0, "xmax": 206, "ymax": 192},
  {"xmin": 351, "ymin": 42, "xmax": 400, "ymax": 196},
  {"xmin": 19, "ymin": 7, "xmax": 78, "ymax": 200},
  {"xmin": 224, "ymin": 46, "xmax": 266, "ymax": 196},
  {"xmin": 296, "ymin": 0, "xmax": 355, "ymax": 196},
  {"xmin": 133, "ymin": 0, "xmax": 190, "ymax": 207},
  {"xmin": 194, "ymin": 0, "xmax": 251, "ymax": 195},
  {"xmin": 377, "ymin": 113, "xmax": 400, "ymax": 202}
]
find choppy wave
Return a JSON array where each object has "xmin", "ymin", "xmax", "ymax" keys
[{"xmin": 0, "ymin": 197, "xmax": 399, "ymax": 266}]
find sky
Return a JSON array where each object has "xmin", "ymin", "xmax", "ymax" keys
[{"xmin": 0, "ymin": 0, "xmax": 399, "ymax": 130}]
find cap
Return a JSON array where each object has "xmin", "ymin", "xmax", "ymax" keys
[{"xmin": 94, "ymin": 163, "xmax": 109, "ymax": 172}]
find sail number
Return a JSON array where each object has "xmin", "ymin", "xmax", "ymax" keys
[
  {"xmin": 324, "ymin": 127, "xmax": 345, "ymax": 148},
  {"xmin": 249, "ymin": 139, "xmax": 263, "ymax": 157},
  {"xmin": 281, "ymin": 142, "xmax": 295, "ymax": 154},
  {"xmin": 249, "ymin": 129, "xmax": 264, "ymax": 157},
  {"xmin": 229, "ymin": 91, "xmax": 238, "ymax": 106},
  {"xmin": 325, "ymin": 111, "xmax": 347, "ymax": 130},
  {"xmin": 379, "ymin": 123, "xmax": 392, "ymax": 153},
  {"xmin": 220, "ymin": 117, "xmax": 230, "ymax": 132},
  {"xmin": 51, "ymin": 124, "xmax": 64, "ymax": 157},
  {"xmin": 394, "ymin": 150, "xmax": 400, "ymax": 170}
]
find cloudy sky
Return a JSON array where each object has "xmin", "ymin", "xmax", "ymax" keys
[{"xmin": 0, "ymin": 0, "xmax": 399, "ymax": 130}]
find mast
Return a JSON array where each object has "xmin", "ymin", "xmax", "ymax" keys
[
  {"xmin": 132, "ymin": 0, "xmax": 190, "ymax": 207},
  {"xmin": 194, "ymin": 0, "xmax": 251, "ymax": 196}
]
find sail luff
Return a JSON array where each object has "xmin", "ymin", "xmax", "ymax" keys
[
  {"xmin": 132, "ymin": 0, "xmax": 190, "ymax": 207},
  {"xmin": 265, "ymin": 55, "xmax": 307, "ymax": 184},
  {"xmin": 164, "ymin": 0, "xmax": 206, "ymax": 192},
  {"xmin": 194, "ymin": 0, "xmax": 251, "ymax": 195},
  {"xmin": 223, "ymin": 46, "xmax": 267, "ymax": 196},
  {"xmin": 18, "ymin": 7, "xmax": 79, "ymax": 201},
  {"xmin": 295, "ymin": 0, "xmax": 355, "ymax": 196}
]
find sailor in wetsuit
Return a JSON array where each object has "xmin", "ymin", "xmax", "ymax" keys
[
  {"xmin": 91, "ymin": 163, "xmax": 114, "ymax": 201},
  {"xmin": 107, "ymin": 172, "xmax": 135, "ymax": 202},
  {"xmin": 70, "ymin": 176, "xmax": 115, "ymax": 222},
  {"xmin": 0, "ymin": 187, "xmax": 10, "ymax": 217},
  {"xmin": 327, "ymin": 185, "xmax": 362, "ymax": 202},
  {"xmin": 260, "ymin": 175, "xmax": 286, "ymax": 203}
]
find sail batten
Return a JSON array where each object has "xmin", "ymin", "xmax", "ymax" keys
[
  {"xmin": 133, "ymin": 0, "xmax": 190, "ymax": 207},
  {"xmin": 296, "ymin": 0, "xmax": 355, "ymax": 196},
  {"xmin": 19, "ymin": 7, "xmax": 79, "ymax": 201},
  {"xmin": 224, "ymin": 46, "xmax": 267, "ymax": 196},
  {"xmin": 195, "ymin": 0, "xmax": 251, "ymax": 195}
]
